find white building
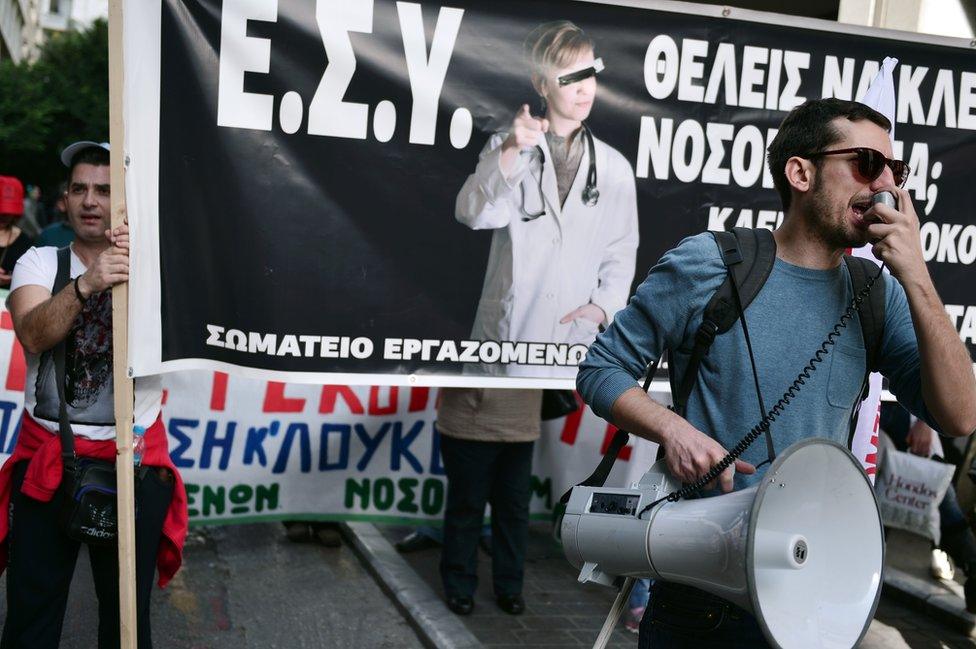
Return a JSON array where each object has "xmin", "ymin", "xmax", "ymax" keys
[
  {"xmin": 39, "ymin": 0, "xmax": 106, "ymax": 33},
  {"xmin": 0, "ymin": 0, "xmax": 40, "ymax": 63},
  {"xmin": 701, "ymin": 0, "xmax": 974, "ymax": 38}
]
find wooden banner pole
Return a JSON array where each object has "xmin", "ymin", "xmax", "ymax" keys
[{"xmin": 108, "ymin": 1, "xmax": 138, "ymax": 647}]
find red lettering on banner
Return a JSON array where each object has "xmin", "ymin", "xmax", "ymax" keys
[
  {"xmin": 162, "ymin": 389, "xmax": 168, "ymax": 406},
  {"xmin": 559, "ymin": 394, "xmax": 585, "ymax": 445},
  {"xmin": 319, "ymin": 386, "xmax": 365, "ymax": 414},
  {"xmin": 863, "ymin": 432, "xmax": 879, "ymax": 475},
  {"xmin": 408, "ymin": 387, "xmax": 430, "ymax": 412},
  {"xmin": 601, "ymin": 424, "xmax": 632, "ymax": 461},
  {"xmin": 263, "ymin": 382, "xmax": 305, "ymax": 413},
  {"xmin": 1, "ymin": 311, "xmax": 25, "ymax": 391},
  {"xmin": 210, "ymin": 372, "xmax": 229, "ymax": 411},
  {"xmin": 369, "ymin": 387, "xmax": 398, "ymax": 415}
]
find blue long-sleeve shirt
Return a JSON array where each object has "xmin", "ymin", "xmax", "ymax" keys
[{"xmin": 576, "ymin": 233, "xmax": 934, "ymax": 489}]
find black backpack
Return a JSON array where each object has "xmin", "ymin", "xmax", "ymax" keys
[{"xmin": 564, "ymin": 227, "xmax": 886, "ymax": 496}]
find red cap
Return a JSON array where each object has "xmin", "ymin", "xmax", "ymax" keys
[{"xmin": 0, "ymin": 176, "xmax": 24, "ymax": 217}]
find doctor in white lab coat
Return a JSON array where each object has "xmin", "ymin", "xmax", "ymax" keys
[{"xmin": 455, "ymin": 22, "xmax": 639, "ymax": 378}]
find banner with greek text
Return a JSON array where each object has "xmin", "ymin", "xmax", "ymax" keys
[
  {"xmin": 124, "ymin": 0, "xmax": 976, "ymax": 387},
  {"xmin": 0, "ymin": 298, "xmax": 897, "ymax": 523},
  {"xmin": 0, "ymin": 296, "xmax": 662, "ymax": 523}
]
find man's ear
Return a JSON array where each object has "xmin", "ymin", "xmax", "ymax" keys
[{"xmin": 785, "ymin": 156, "xmax": 814, "ymax": 194}]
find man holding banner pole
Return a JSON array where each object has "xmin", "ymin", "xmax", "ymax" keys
[
  {"xmin": 0, "ymin": 142, "xmax": 187, "ymax": 649},
  {"xmin": 577, "ymin": 98, "xmax": 976, "ymax": 646}
]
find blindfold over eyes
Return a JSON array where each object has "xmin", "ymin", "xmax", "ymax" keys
[{"xmin": 557, "ymin": 58, "xmax": 605, "ymax": 86}]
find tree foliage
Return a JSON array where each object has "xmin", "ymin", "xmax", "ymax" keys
[{"xmin": 0, "ymin": 19, "xmax": 108, "ymax": 192}]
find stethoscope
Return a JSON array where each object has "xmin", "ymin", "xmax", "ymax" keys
[{"xmin": 520, "ymin": 123, "xmax": 599, "ymax": 221}]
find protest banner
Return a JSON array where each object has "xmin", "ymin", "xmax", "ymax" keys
[
  {"xmin": 121, "ymin": 0, "xmax": 976, "ymax": 387},
  {"xmin": 0, "ymin": 295, "xmax": 662, "ymax": 524},
  {"xmin": 0, "ymin": 292, "xmax": 895, "ymax": 526}
]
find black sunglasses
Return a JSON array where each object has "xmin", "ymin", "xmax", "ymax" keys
[{"xmin": 802, "ymin": 147, "xmax": 909, "ymax": 188}]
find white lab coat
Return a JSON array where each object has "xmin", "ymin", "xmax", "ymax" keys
[{"xmin": 456, "ymin": 131, "xmax": 639, "ymax": 377}]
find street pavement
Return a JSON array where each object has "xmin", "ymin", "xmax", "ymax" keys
[
  {"xmin": 0, "ymin": 521, "xmax": 974, "ymax": 647},
  {"xmin": 0, "ymin": 523, "xmax": 423, "ymax": 649}
]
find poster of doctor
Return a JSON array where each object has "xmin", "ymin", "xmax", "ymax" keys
[{"xmin": 455, "ymin": 21, "xmax": 639, "ymax": 378}]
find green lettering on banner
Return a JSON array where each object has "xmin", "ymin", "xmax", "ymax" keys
[
  {"xmin": 255, "ymin": 483, "xmax": 279, "ymax": 512},
  {"xmin": 345, "ymin": 478, "xmax": 370, "ymax": 509},
  {"xmin": 230, "ymin": 484, "xmax": 253, "ymax": 514},
  {"xmin": 344, "ymin": 477, "xmax": 446, "ymax": 515},
  {"xmin": 184, "ymin": 482, "xmax": 281, "ymax": 519},
  {"xmin": 421, "ymin": 478, "xmax": 444, "ymax": 515},
  {"xmin": 397, "ymin": 478, "xmax": 419, "ymax": 513},
  {"xmin": 530, "ymin": 476, "xmax": 552, "ymax": 509},
  {"xmin": 186, "ymin": 483, "xmax": 201, "ymax": 517},
  {"xmin": 373, "ymin": 478, "xmax": 395, "ymax": 511},
  {"xmin": 203, "ymin": 486, "xmax": 226, "ymax": 516}
]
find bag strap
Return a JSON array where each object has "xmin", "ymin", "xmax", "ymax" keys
[
  {"xmin": 558, "ymin": 228, "xmax": 779, "ymax": 505},
  {"xmin": 673, "ymin": 227, "xmax": 777, "ymax": 464},
  {"xmin": 671, "ymin": 228, "xmax": 775, "ymax": 417},
  {"xmin": 557, "ymin": 360, "xmax": 657, "ymax": 506},
  {"xmin": 843, "ymin": 255, "xmax": 886, "ymax": 374},
  {"xmin": 843, "ymin": 254, "xmax": 887, "ymax": 445},
  {"xmin": 53, "ymin": 246, "xmax": 75, "ymax": 475}
]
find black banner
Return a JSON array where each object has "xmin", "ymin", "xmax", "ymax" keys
[{"xmin": 136, "ymin": 0, "xmax": 976, "ymax": 383}]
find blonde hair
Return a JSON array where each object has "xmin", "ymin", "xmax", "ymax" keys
[{"xmin": 524, "ymin": 21, "xmax": 594, "ymax": 80}]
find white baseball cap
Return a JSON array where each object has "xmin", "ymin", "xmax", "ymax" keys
[{"xmin": 60, "ymin": 141, "xmax": 110, "ymax": 167}]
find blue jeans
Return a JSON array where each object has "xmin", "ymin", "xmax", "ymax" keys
[
  {"xmin": 638, "ymin": 582, "xmax": 771, "ymax": 649},
  {"xmin": 628, "ymin": 578, "xmax": 651, "ymax": 610}
]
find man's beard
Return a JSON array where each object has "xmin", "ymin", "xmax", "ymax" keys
[{"xmin": 807, "ymin": 174, "xmax": 868, "ymax": 250}]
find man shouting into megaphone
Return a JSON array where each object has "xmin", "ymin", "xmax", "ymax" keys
[{"xmin": 576, "ymin": 98, "xmax": 976, "ymax": 647}]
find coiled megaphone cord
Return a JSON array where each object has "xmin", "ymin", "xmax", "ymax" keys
[{"xmin": 637, "ymin": 261, "xmax": 886, "ymax": 518}]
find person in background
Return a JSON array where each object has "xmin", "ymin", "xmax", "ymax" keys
[
  {"xmin": 438, "ymin": 388, "xmax": 541, "ymax": 617},
  {"xmin": 0, "ymin": 176, "xmax": 35, "ymax": 288},
  {"xmin": 396, "ymin": 524, "xmax": 492, "ymax": 555},
  {"xmin": 624, "ymin": 578, "xmax": 652, "ymax": 634},
  {"xmin": 881, "ymin": 402, "xmax": 976, "ymax": 613},
  {"xmin": 36, "ymin": 183, "xmax": 74, "ymax": 249},
  {"xmin": 19, "ymin": 184, "xmax": 43, "ymax": 238},
  {"xmin": 282, "ymin": 520, "xmax": 342, "ymax": 547}
]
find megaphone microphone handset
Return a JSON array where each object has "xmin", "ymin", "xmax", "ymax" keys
[{"xmin": 871, "ymin": 190, "xmax": 897, "ymax": 212}]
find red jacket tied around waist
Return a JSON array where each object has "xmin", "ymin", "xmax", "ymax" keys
[{"xmin": 0, "ymin": 413, "xmax": 188, "ymax": 587}]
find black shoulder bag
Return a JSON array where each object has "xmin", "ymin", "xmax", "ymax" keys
[{"xmin": 53, "ymin": 247, "xmax": 141, "ymax": 546}]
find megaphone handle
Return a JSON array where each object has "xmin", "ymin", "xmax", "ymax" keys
[{"xmin": 592, "ymin": 577, "xmax": 636, "ymax": 649}]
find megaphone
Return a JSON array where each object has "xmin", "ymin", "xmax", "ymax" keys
[{"xmin": 561, "ymin": 439, "xmax": 884, "ymax": 649}]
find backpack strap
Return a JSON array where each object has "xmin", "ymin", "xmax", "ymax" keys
[
  {"xmin": 843, "ymin": 255, "xmax": 887, "ymax": 445},
  {"xmin": 53, "ymin": 246, "xmax": 76, "ymax": 474},
  {"xmin": 557, "ymin": 359, "xmax": 657, "ymax": 507},
  {"xmin": 671, "ymin": 228, "xmax": 776, "ymax": 416},
  {"xmin": 843, "ymin": 255, "xmax": 886, "ymax": 374},
  {"xmin": 559, "ymin": 228, "xmax": 777, "ymax": 506}
]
